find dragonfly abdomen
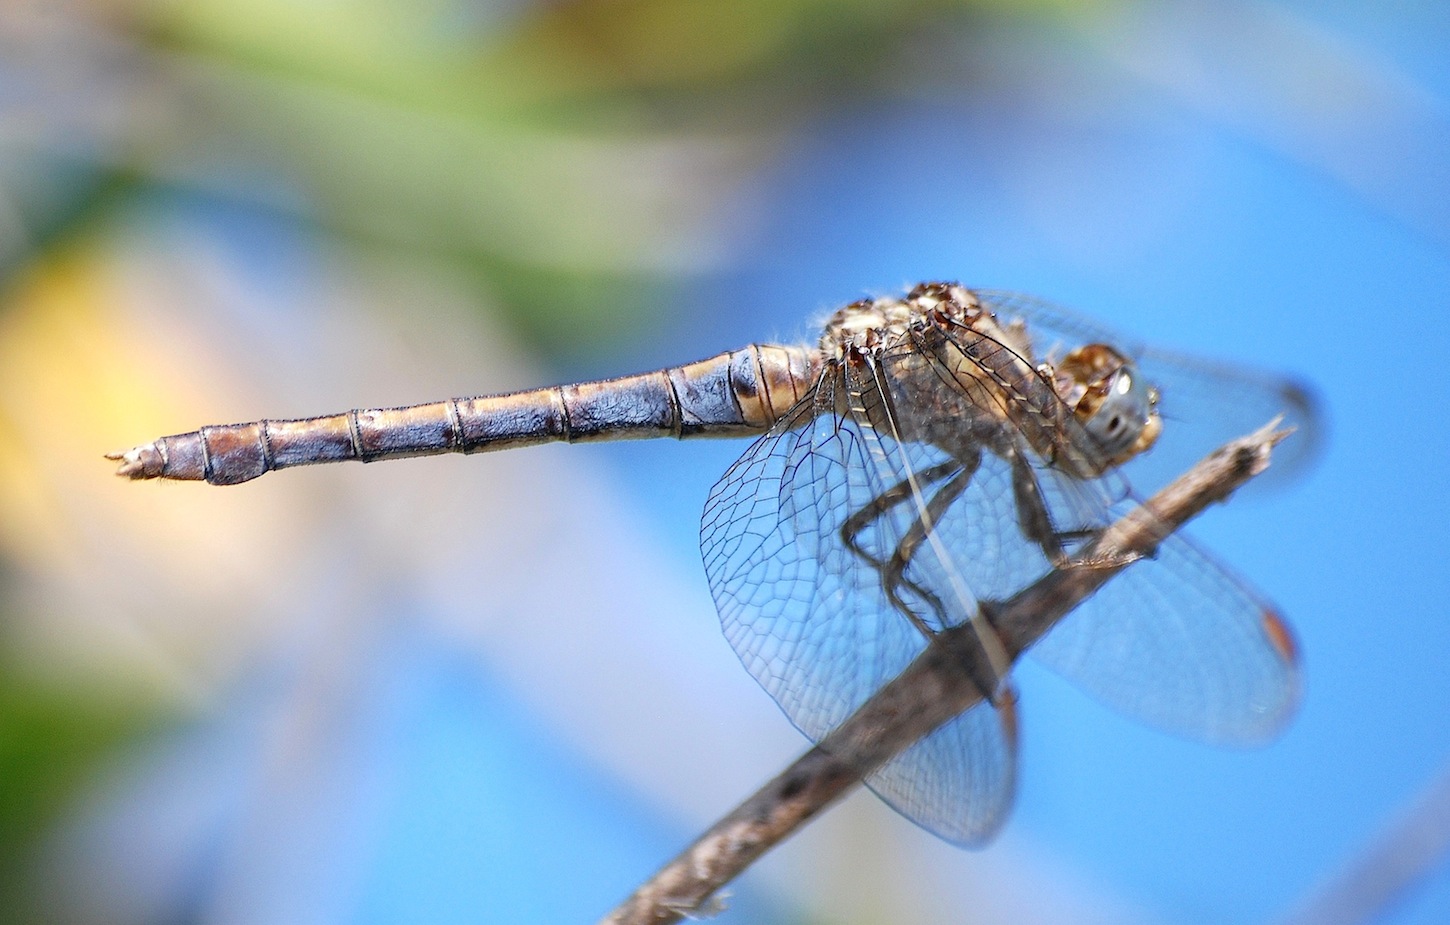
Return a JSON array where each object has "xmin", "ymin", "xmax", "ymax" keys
[{"xmin": 109, "ymin": 344, "xmax": 820, "ymax": 485}]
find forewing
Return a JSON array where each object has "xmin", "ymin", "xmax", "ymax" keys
[
  {"xmin": 965, "ymin": 291, "xmax": 1302, "ymax": 742},
  {"xmin": 976, "ymin": 290, "xmax": 1322, "ymax": 497},
  {"xmin": 1131, "ymin": 346, "xmax": 1321, "ymax": 497}
]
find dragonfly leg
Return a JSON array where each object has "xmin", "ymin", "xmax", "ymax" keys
[
  {"xmin": 879, "ymin": 467, "xmax": 975, "ymax": 628},
  {"xmin": 1009, "ymin": 450, "xmax": 1139, "ymax": 570},
  {"xmin": 838, "ymin": 460, "xmax": 960, "ymax": 638},
  {"xmin": 839, "ymin": 460, "xmax": 959, "ymax": 566},
  {"xmin": 838, "ymin": 452, "xmax": 988, "ymax": 642}
]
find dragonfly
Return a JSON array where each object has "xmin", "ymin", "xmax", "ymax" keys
[{"xmin": 109, "ymin": 282, "xmax": 1316, "ymax": 845}]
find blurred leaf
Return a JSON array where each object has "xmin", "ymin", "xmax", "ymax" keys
[
  {"xmin": 0, "ymin": 170, "xmax": 138, "ymax": 297},
  {"xmin": 78, "ymin": 0, "xmax": 1100, "ymax": 359},
  {"xmin": 129, "ymin": 1, "xmax": 769, "ymax": 348},
  {"xmin": 147, "ymin": 0, "xmax": 1111, "ymax": 109}
]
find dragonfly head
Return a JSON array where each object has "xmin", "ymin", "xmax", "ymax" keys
[{"xmin": 1053, "ymin": 344, "xmax": 1161, "ymax": 469}]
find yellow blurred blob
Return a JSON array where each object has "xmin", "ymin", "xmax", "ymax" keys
[{"xmin": 0, "ymin": 242, "xmax": 327, "ymax": 693}]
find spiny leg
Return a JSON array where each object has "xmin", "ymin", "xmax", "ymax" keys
[
  {"xmin": 1009, "ymin": 449, "xmax": 1135, "ymax": 570},
  {"xmin": 840, "ymin": 460, "xmax": 958, "ymax": 565},
  {"xmin": 839, "ymin": 460, "xmax": 959, "ymax": 633},
  {"xmin": 878, "ymin": 465, "xmax": 975, "ymax": 627}
]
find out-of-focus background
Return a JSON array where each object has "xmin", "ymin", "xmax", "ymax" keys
[{"xmin": 3, "ymin": 1, "xmax": 1449, "ymax": 923}]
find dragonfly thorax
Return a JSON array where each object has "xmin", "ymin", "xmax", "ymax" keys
[
  {"xmin": 819, "ymin": 283, "xmax": 988, "ymax": 359},
  {"xmin": 816, "ymin": 285, "xmax": 1059, "ymax": 467}
]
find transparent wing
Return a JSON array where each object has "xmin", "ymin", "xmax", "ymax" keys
[
  {"xmin": 702, "ymin": 381, "xmax": 927, "ymax": 737},
  {"xmin": 1028, "ymin": 526, "xmax": 1300, "ymax": 745},
  {"xmin": 976, "ymin": 290, "xmax": 1323, "ymax": 497},
  {"xmin": 1131, "ymin": 347, "xmax": 1321, "ymax": 497},
  {"xmin": 966, "ymin": 290, "xmax": 1304, "ymax": 743},
  {"xmin": 700, "ymin": 371, "xmax": 1016, "ymax": 843}
]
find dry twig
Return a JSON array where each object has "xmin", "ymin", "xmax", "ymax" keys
[{"xmin": 602, "ymin": 421, "xmax": 1290, "ymax": 925}]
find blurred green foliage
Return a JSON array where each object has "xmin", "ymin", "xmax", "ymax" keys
[
  {"xmin": 118, "ymin": 0, "xmax": 1100, "ymax": 355},
  {"xmin": 0, "ymin": 666, "xmax": 162, "ymax": 920}
]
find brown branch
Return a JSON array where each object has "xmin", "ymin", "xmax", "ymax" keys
[{"xmin": 601, "ymin": 421, "xmax": 1290, "ymax": 925}]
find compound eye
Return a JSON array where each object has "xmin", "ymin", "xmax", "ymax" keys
[{"xmin": 1086, "ymin": 368, "xmax": 1154, "ymax": 459}]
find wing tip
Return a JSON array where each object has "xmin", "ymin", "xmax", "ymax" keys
[{"xmin": 1261, "ymin": 607, "xmax": 1300, "ymax": 665}]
